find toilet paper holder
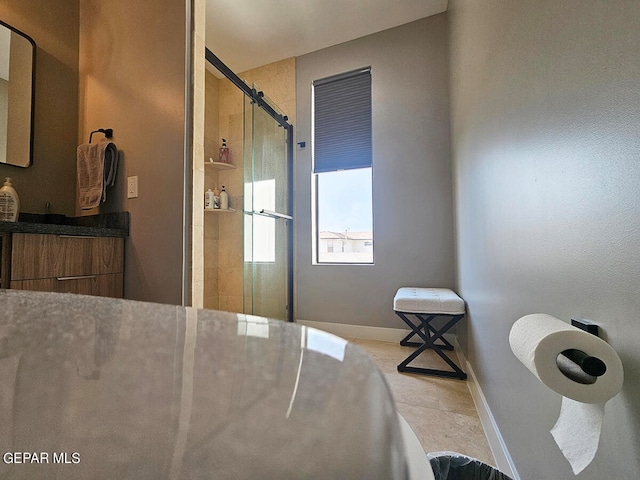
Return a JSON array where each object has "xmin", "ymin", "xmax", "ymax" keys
[
  {"xmin": 557, "ymin": 319, "xmax": 607, "ymax": 383},
  {"xmin": 560, "ymin": 349, "xmax": 607, "ymax": 377}
]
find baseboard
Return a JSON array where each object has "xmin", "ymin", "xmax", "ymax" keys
[
  {"xmin": 296, "ymin": 319, "xmax": 413, "ymax": 342},
  {"xmin": 296, "ymin": 318, "xmax": 459, "ymax": 349},
  {"xmin": 454, "ymin": 344, "xmax": 520, "ymax": 480}
]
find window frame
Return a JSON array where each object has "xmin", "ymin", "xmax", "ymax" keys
[{"xmin": 311, "ymin": 67, "xmax": 374, "ymax": 266}]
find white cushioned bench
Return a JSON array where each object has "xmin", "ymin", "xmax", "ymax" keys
[{"xmin": 394, "ymin": 287, "xmax": 467, "ymax": 380}]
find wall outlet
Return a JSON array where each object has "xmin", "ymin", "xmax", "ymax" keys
[{"xmin": 127, "ymin": 176, "xmax": 139, "ymax": 198}]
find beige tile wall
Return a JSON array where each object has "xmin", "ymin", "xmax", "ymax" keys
[
  {"xmin": 202, "ymin": 58, "xmax": 295, "ymax": 314},
  {"xmin": 203, "ymin": 71, "xmax": 221, "ymax": 310},
  {"xmin": 240, "ymin": 57, "xmax": 297, "ymax": 126},
  {"xmin": 191, "ymin": 0, "xmax": 206, "ymax": 307}
]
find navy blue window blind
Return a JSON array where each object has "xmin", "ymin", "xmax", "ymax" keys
[{"xmin": 313, "ymin": 68, "xmax": 372, "ymax": 173}]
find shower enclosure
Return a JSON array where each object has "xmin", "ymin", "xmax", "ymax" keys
[{"xmin": 204, "ymin": 49, "xmax": 293, "ymax": 321}]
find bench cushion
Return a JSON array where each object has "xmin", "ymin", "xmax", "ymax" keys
[{"xmin": 393, "ymin": 287, "xmax": 465, "ymax": 315}]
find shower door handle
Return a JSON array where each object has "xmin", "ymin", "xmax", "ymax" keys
[{"xmin": 257, "ymin": 209, "xmax": 293, "ymax": 221}]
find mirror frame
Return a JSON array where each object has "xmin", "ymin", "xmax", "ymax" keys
[{"xmin": 0, "ymin": 19, "xmax": 36, "ymax": 168}]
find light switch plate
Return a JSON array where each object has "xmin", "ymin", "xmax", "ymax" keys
[{"xmin": 127, "ymin": 176, "xmax": 138, "ymax": 198}]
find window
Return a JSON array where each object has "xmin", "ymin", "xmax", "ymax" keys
[{"xmin": 312, "ymin": 68, "xmax": 373, "ymax": 264}]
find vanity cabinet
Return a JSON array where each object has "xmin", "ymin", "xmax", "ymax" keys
[
  {"xmin": 0, "ymin": 232, "xmax": 10, "ymax": 289},
  {"xmin": 8, "ymin": 233, "xmax": 124, "ymax": 298}
]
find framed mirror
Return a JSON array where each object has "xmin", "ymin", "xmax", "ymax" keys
[{"xmin": 0, "ymin": 20, "xmax": 35, "ymax": 168}]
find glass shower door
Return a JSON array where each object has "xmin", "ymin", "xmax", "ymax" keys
[{"xmin": 243, "ymin": 89, "xmax": 292, "ymax": 321}]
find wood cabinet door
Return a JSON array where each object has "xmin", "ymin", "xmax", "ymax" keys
[
  {"xmin": 11, "ymin": 273, "xmax": 124, "ymax": 298},
  {"xmin": 0, "ymin": 232, "xmax": 10, "ymax": 289},
  {"xmin": 10, "ymin": 234, "xmax": 124, "ymax": 280}
]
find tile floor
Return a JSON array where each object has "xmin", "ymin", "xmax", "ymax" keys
[{"xmin": 347, "ymin": 338, "xmax": 496, "ymax": 467}]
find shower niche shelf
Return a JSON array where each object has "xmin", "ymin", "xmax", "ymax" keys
[
  {"xmin": 204, "ymin": 208, "xmax": 236, "ymax": 213},
  {"xmin": 206, "ymin": 161, "xmax": 236, "ymax": 170}
]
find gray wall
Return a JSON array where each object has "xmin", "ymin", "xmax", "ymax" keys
[
  {"xmin": 79, "ymin": 0, "xmax": 187, "ymax": 304},
  {"xmin": 295, "ymin": 15, "xmax": 455, "ymax": 328},
  {"xmin": 0, "ymin": 0, "xmax": 79, "ymax": 216},
  {"xmin": 448, "ymin": 1, "xmax": 640, "ymax": 478}
]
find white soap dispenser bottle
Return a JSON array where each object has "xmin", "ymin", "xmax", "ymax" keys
[
  {"xmin": 0, "ymin": 177, "xmax": 20, "ymax": 222},
  {"xmin": 220, "ymin": 185, "xmax": 229, "ymax": 210}
]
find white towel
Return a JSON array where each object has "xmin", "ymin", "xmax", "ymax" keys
[{"xmin": 77, "ymin": 141, "xmax": 119, "ymax": 210}]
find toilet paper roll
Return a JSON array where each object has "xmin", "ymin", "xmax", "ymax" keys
[
  {"xmin": 509, "ymin": 314, "xmax": 623, "ymax": 403},
  {"xmin": 509, "ymin": 314, "xmax": 624, "ymax": 474}
]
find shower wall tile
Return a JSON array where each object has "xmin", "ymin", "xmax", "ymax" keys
[
  {"xmin": 202, "ymin": 68, "xmax": 221, "ymax": 311},
  {"xmin": 218, "ymin": 124, "xmax": 241, "ymax": 164},
  {"xmin": 226, "ymin": 194, "xmax": 241, "ymax": 213},
  {"xmin": 205, "ymin": 71, "xmax": 220, "ymax": 160},
  {"xmin": 206, "ymin": 270, "xmax": 219, "ymax": 291},
  {"xmin": 229, "ymin": 113, "xmax": 243, "ymax": 145},
  {"xmin": 280, "ymin": 100, "xmax": 296, "ymax": 125},
  {"xmin": 226, "ymin": 140, "xmax": 243, "ymax": 172},
  {"xmin": 192, "ymin": 165, "xmax": 204, "ymax": 309},
  {"xmin": 240, "ymin": 57, "xmax": 296, "ymax": 124},
  {"xmin": 204, "ymin": 235, "xmax": 219, "ymax": 311},
  {"xmin": 219, "ymin": 82, "xmax": 243, "ymax": 118},
  {"xmin": 218, "ymin": 211, "xmax": 241, "ymax": 234},
  {"xmin": 218, "ymin": 172, "xmax": 244, "ymax": 205},
  {"xmin": 194, "ymin": 99, "xmax": 205, "ymax": 151},
  {"xmin": 204, "ymin": 215, "xmax": 219, "ymax": 240},
  {"xmin": 217, "ymin": 170, "xmax": 231, "ymax": 195},
  {"xmin": 193, "ymin": 158, "xmax": 205, "ymax": 223},
  {"xmin": 204, "ymin": 236, "xmax": 218, "ymax": 269},
  {"xmin": 191, "ymin": 13, "xmax": 207, "ymax": 308},
  {"xmin": 218, "ymin": 238, "xmax": 243, "ymax": 268},
  {"xmin": 218, "ymin": 266, "xmax": 243, "ymax": 297},
  {"xmin": 204, "ymin": 167, "xmax": 220, "ymax": 200},
  {"xmin": 192, "ymin": 223, "xmax": 204, "ymax": 280},
  {"xmin": 253, "ymin": 297, "xmax": 285, "ymax": 321},
  {"xmin": 218, "ymin": 122, "xmax": 229, "ymax": 147},
  {"xmin": 219, "ymin": 295, "xmax": 243, "ymax": 314},
  {"xmin": 204, "ymin": 292, "xmax": 220, "ymax": 310},
  {"xmin": 205, "ymin": 267, "xmax": 219, "ymax": 295},
  {"xmin": 217, "ymin": 240, "xmax": 231, "ymax": 268}
]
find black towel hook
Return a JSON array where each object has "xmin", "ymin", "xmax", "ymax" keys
[{"xmin": 89, "ymin": 128, "xmax": 114, "ymax": 143}]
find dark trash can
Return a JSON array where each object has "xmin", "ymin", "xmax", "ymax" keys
[{"xmin": 428, "ymin": 452, "xmax": 513, "ymax": 480}]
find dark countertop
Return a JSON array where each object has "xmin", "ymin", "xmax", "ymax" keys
[
  {"xmin": 0, "ymin": 212, "xmax": 129, "ymax": 237},
  {"xmin": 0, "ymin": 290, "xmax": 409, "ymax": 479}
]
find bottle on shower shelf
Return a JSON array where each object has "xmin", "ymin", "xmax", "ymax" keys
[
  {"xmin": 204, "ymin": 188, "xmax": 215, "ymax": 209},
  {"xmin": 213, "ymin": 186, "xmax": 221, "ymax": 209},
  {"xmin": 220, "ymin": 185, "xmax": 229, "ymax": 210},
  {"xmin": 219, "ymin": 139, "xmax": 230, "ymax": 164}
]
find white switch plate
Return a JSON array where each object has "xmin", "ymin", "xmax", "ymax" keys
[{"xmin": 127, "ymin": 176, "xmax": 138, "ymax": 198}]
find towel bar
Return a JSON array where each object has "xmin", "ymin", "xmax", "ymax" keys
[{"xmin": 89, "ymin": 128, "xmax": 113, "ymax": 143}]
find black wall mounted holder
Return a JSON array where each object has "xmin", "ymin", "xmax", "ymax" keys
[
  {"xmin": 556, "ymin": 319, "xmax": 607, "ymax": 384},
  {"xmin": 89, "ymin": 128, "xmax": 113, "ymax": 143}
]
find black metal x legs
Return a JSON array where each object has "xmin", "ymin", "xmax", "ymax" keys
[{"xmin": 396, "ymin": 311, "xmax": 467, "ymax": 380}]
